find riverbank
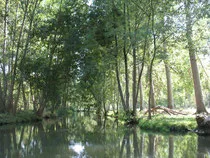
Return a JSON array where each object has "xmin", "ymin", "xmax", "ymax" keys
[
  {"xmin": 0, "ymin": 111, "xmax": 42, "ymax": 125},
  {"xmin": 0, "ymin": 109, "xmax": 198, "ymax": 134},
  {"xmin": 138, "ymin": 115, "xmax": 197, "ymax": 133}
]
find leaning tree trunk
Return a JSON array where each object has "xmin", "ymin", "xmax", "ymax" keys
[{"xmin": 185, "ymin": 0, "xmax": 207, "ymax": 114}]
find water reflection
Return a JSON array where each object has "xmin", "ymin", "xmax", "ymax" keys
[{"xmin": 0, "ymin": 113, "xmax": 209, "ymax": 158}]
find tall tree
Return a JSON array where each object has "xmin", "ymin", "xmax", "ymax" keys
[
  {"xmin": 123, "ymin": 0, "xmax": 130, "ymax": 112},
  {"xmin": 184, "ymin": 0, "xmax": 207, "ymax": 114},
  {"xmin": 148, "ymin": 0, "xmax": 157, "ymax": 119}
]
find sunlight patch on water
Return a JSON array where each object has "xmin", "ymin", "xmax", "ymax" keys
[{"xmin": 69, "ymin": 141, "xmax": 85, "ymax": 155}]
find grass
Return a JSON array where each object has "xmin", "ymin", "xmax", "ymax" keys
[
  {"xmin": 0, "ymin": 110, "xmax": 42, "ymax": 125},
  {"xmin": 139, "ymin": 114, "xmax": 197, "ymax": 133}
]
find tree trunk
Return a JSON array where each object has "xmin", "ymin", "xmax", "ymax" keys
[
  {"xmin": 136, "ymin": 16, "xmax": 150, "ymax": 112},
  {"xmin": 139, "ymin": 79, "xmax": 144, "ymax": 111},
  {"xmin": 7, "ymin": 0, "xmax": 29, "ymax": 114},
  {"xmin": 1, "ymin": 0, "xmax": 9, "ymax": 112},
  {"xmin": 22, "ymin": 83, "xmax": 28, "ymax": 110},
  {"xmin": 114, "ymin": 34, "xmax": 126, "ymax": 112},
  {"xmin": 165, "ymin": 62, "xmax": 173, "ymax": 109},
  {"xmin": 185, "ymin": 0, "xmax": 207, "ymax": 114},
  {"xmin": 149, "ymin": 78, "xmax": 156, "ymax": 109},
  {"xmin": 0, "ymin": 83, "xmax": 4, "ymax": 112},
  {"xmin": 148, "ymin": 0, "xmax": 157, "ymax": 119},
  {"xmin": 123, "ymin": 1, "xmax": 130, "ymax": 111},
  {"xmin": 127, "ymin": 4, "xmax": 137, "ymax": 116}
]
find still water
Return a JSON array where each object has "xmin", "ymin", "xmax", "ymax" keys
[{"xmin": 0, "ymin": 113, "xmax": 209, "ymax": 158}]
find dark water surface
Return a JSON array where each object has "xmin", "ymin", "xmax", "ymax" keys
[{"xmin": 0, "ymin": 113, "xmax": 210, "ymax": 158}]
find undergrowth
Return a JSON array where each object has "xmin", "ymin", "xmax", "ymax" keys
[
  {"xmin": 0, "ymin": 110, "xmax": 41, "ymax": 125},
  {"xmin": 139, "ymin": 115, "xmax": 197, "ymax": 133}
]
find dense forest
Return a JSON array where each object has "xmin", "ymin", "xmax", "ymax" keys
[{"xmin": 0, "ymin": 0, "xmax": 209, "ymax": 120}]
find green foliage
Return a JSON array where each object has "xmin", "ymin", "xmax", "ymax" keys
[
  {"xmin": 56, "ymin": 107, "xmax": 72, "ymax": 117},
  {"xmin": 0, "ymin": 0, "xmax": 209, "ymax": 118},
  {"xmin": 139, "ymin": 115, "xmax": 197, "ymax": 133},
  {"xmin": 0, "ymin": 111, "xmax": 41, "ymax": 125},
  {"xmin": 15, "ymin": 110, "xmax": 41, "ymax": 122}
]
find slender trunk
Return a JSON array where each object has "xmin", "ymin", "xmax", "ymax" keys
[
  {"xmin": 103, "ymin": 80, "xmax": 107, "ymax": 116},
  {"xmin": 136, "ymin": 15, "xmax": 150, "ymax": 112},
  {"xmin": 165, "ymin": 62, "xmax": 173, "ymax": 109},
  {"xmin": 1, "ymin": 0, "xmax": 9, "ymax": 112},
  {"xmin": 185, "ymin": 0, "xmax": 207, "ymax": 114},
  {"xmin": 36, "ymin": 95, "xmax": 45, "ymax": 117},
  {"xmin": 139, "ymin": 79, "xmax": 144, "ymax": 111},
  {"xmin": 123, "ymin": 1, "xmax": 129, "ymax": 111},
  {"xmin": 128, "ymin": 6, "xmax": 137, "ymax": 116},
  {"xmin": 0, "ymin": 80, "xmax": 4, "ymax": 112},
  {"xmin": 132, "ymin": 42, "xmax": 137, "ymax": 115},
  {"xmin": 116, "ymin": 88, "xmax": 119, "ymax": 114},
  {"xmin": 21, "ymin": 0, "xmax": 39, "ymax": 65},
  {"xmin": 163, "ymin": 9, "xmax": 173, "ymax": 109},
  {"xmin": 22, "ymin": 83, "xmax": 28, "ymax": 110},
  {"xmin": 149, "ymin": 78, "xmax": 156, "ymax": 109},
  {"xmin": 96, "ymin": 101, "xmax": 102, "ymax": 126},
  {"xmin": 30, "ymin": 84, "xmax": 37, "ymax": 111},
  {"xmin": 14, "ymin": 82, "xmax": 21, "ymax": 114},
  {"xmin": 148, "ymin": 0, "xmax": 156, "ymax": 119},
  {"xmin": 114, "ymin": 35, "xmax": 126, "ymax": 111},
  {"xmin": 8, "ymin": 0, "xmax": 29, "ymax": 114}
]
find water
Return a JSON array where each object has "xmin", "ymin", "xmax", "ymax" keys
[{"xmin": 0, "ymin": 113, "xmax": 209, "ymax": 158}]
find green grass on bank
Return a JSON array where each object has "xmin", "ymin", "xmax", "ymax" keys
[
  {"xmin": 0, "ymin": 111, "xmax": 42, "ymax": 125},
  {"xmin": 139, "ymin": 115, "xmax": 197, "ymax": 133}
]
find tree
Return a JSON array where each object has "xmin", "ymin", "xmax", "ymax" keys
[
  {"xmin": 165, "ymin": 61, "xmax": 174, "ymax": 109},
  {"xmin": 184, "ymin": 0, "xmax": 208, "ymax": 114}
]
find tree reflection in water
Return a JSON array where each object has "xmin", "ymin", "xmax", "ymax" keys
[
  {"xmin": 0, "ymin": 114, "xmax": 209, "ymax": 158},
  {"xmin": 197, "ymin": 136, "xmax": 210, "ymax": 158}
]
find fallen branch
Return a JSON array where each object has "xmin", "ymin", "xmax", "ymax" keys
[{"xmin": 144, "ymin": 106, "xmax": 188, "ymax": 115}]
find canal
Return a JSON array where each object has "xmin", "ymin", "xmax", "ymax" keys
[{"xmin": 0, "ymin": 113, "xmax": 209, "ymax": 158}]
